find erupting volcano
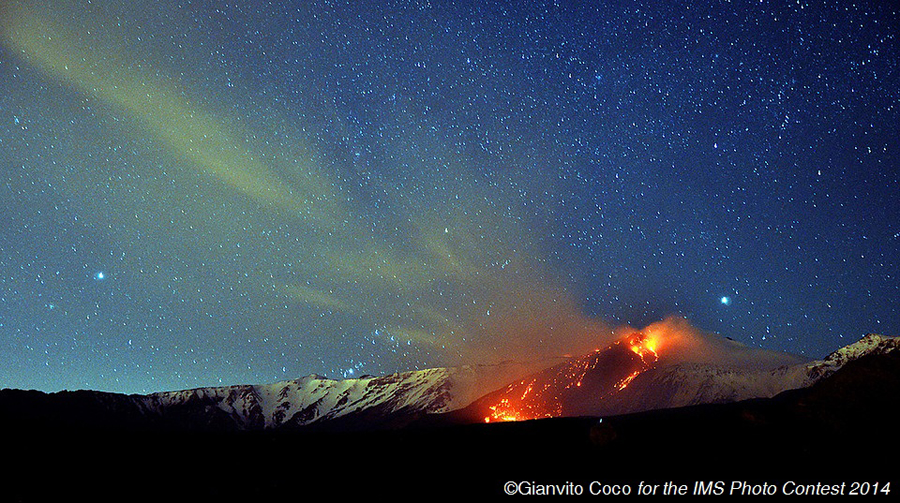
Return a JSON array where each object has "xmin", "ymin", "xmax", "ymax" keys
[{"xmin": 481, "ymin": 331, "xmax": 662, "ymax": 423}]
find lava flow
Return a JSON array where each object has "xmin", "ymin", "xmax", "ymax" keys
[
  {"xmin": 483, "ymin": 331, "xmax": 661, "ymax": 423},
  {"xmin": 614, "ymin": 331, "xmax": 660, "ymax": 391}
]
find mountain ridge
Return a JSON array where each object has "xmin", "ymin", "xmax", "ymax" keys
[{"xmin": 1, "ymin": 333, "xmax": 896, "ymax": 432}]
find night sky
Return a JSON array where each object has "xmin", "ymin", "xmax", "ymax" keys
[{"xmin": 1, "ymin": 0, "xmax": 897, "ymax": 394}]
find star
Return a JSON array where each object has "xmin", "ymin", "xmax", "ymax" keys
[{"xmin": 0, "ymin": 0, "xmax": 894, "ymax": 396}]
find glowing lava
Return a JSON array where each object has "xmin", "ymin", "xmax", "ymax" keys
[
  {"xmin": 483, "ymin": 331, "xmax": 661, "ymax": 423},
  {"xmin": 625, "ymin": 331, "xmax": 659, "ymax": 363},
  {"xmin": 614, "ymin": 331, "xmax": 660, "ymax": 390}
]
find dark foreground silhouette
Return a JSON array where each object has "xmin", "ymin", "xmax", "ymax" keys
[{"xmin": 2, "ymin": 351, "xmax": 897, "ymax": 501}]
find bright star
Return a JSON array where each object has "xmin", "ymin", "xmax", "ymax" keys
[
  {"xmin": 720, "ymin": 296, "xmax": 731, "ymax": 305},
  {"xmin": 95, "ymin": 271, "xmax": 105, "ymax": 280}
]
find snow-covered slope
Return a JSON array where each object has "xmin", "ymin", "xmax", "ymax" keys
[
  {"xmin": 5, "ymin": 334, "xmax": 892, "ymax": 432},
  {"xmin": 138, "ymin": 333, "xmax": 899, "ymax": 429},
  {"xmin": 131, "ymin": 358, "xmax": 550, "ymax": 430},
  {"xmin": 138, "ymin": 367, "xmax": 460, "ymax": 429}
]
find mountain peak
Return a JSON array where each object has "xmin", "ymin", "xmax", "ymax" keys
[
  {"xmin": 804, "ymin": 333, "xmax": 899, "ymax": 380},
  {"xmin": 823, "ymin": 333, "xmax": 898, "ymax": 362}
]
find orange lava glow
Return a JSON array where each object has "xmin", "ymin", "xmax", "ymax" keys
[
  {"xmin": 625, "ymin": 331, "xmax": 660, "ymax": 364},
  {"xmin": 483, "ymin": 331, "xmax": 661, "ymax": 423}
]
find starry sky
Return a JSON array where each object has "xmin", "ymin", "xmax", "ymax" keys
[{"xmin": 1, "ymin": 0, "xmax": 897, "ymax": 394}]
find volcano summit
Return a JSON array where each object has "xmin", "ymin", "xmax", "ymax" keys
[
  {"xmin": 2, "ymin": 326, "xmax": 898, "ymax": 500},
  {"xmin": 2, "ymin": 321, "xmax": 895, "ymax": 432}
]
